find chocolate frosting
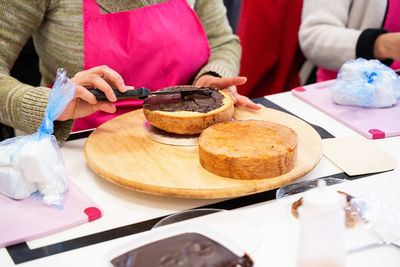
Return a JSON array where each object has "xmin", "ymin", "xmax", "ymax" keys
[
  {"xmin": 143, "ymin": 87, "xmax": 224, "ymax": 113},
  {"xmin": 110, "ymin": 232, "xmax": 253, "ymax": 267}
]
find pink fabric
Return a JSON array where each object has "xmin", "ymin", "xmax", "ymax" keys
[
  {"xmin": 317, "ymin": 0, "xmax": 400, "ymax": 82},
  {"xmin": 316, "ymin": 68, "xmax": 337, "ymax": 83},
  {"xmin": 383, "ymin": 0, "xmax": 400, "ymax": 70},
  {"xmin": 73, "ymin": 0, "xmax": 210, "ymax": 131}
]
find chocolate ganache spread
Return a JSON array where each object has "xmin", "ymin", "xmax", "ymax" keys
[
  {"xmin": 143, "ymin": 87, "xmax": 224, "ymax": 113},
  {"xmin": 110, "ymin": 232, "xmax": 253, "ymax": 267}
]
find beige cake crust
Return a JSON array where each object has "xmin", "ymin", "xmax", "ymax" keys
[
  {"xmin": 199, "ymin": 120, "xmax": 298, "ymax": 179},
  {"xmin": 143, "ymin": 90, "xmax": 234, "ymax": 134}
]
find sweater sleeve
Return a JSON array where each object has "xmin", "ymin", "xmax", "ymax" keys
[
  {"xmin": 0, "ymin": 0, "xmax": 73, "ymax": 145},
  {"xmin": 299, "ymin": 0, "xmax": 361, "ymax": 71},
  {"xmin": 193, "ymin": 0, "xmax": 241, "ymax": 81},
  {"xmin": 356, "ymin": 28, "xmax": 393, "ymax": 66}
]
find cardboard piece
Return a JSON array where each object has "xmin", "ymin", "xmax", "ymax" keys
[{"xmin": 323, "ymin": 137, "xmax": 397, "ymax": 176}]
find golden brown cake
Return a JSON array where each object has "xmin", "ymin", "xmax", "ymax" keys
[
  {"xmin": 143, "ymin": 87, "xmax": 234, "ymax": 135},
  {"xmin": 199, "ymin": 120, "xmax": 298, "ymax": 179}
]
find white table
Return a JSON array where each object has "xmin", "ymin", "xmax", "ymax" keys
[{"xmin": 1, "ymin": 92, "xmax": 399, "ymax": 266}]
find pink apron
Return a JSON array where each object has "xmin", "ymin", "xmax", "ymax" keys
[
  {"xmin": 317, "ymin": 0, "xmax": 400, "ymax": 82},
  {"xmin": 72, "ymin": 0, "xmax": 210, "ymax": 131},
  {"xmin": 383, "ymin": 0, "xmax": 400, "ymax": 70}
]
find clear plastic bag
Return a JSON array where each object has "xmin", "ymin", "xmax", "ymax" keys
[
  {"xmin": 0, "ymin": 69, "xmax": 76, "ymax": 207},
  {"xmin": 331, "ymin": 58, "xmax": 400, "ymax": 108}
]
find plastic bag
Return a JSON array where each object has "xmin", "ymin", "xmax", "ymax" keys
[
  {"xmin": 331, "ymin": 58, "xmax": 400, "ymax": 108},
  {"xmin": 0, "ymin": 69, "xmax": 76, "ymax": 207}
]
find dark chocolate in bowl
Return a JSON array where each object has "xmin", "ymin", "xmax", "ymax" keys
[
  {"xmin": 143, "ymin": 86, "xmax": 224, "ymax": 113},
  {"xmin": 110, "ymin": 232, "xmax": 253, "ymax": 267}
]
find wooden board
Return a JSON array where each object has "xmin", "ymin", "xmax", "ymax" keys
[{"xmin": 84, "ymin": 107, "xmax": 322, "ymax": 198}]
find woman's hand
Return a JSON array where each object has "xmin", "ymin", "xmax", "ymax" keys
[
  {"xmin": 374, "ymin": 33, "xmax": 400, "ymax": 62},
  {"xmin": 194, "ymin": 74, "xmax": 261, "ymax": 110},
  {"xmin": 57, "ymin": 65, "xmax": 130, "ymax": 121}
]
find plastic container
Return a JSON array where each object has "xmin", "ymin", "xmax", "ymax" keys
[
  {"xmin": 105, "ymin": 223, "xmax": 255, "ymax": 266},
  {"xmin": 152, "ymin": 208, "xmax": 223, "ymax": 228},
  {"xmin": 296, "ymin": 180, "xmax": 347, "ymax": 267},
  {"xmin": 152, "ymin": 208, "xmax": 262, "ymax": 254},
  {"xmin": 276, "ymin": 177, "xmax": 346, "ymax": 221}
]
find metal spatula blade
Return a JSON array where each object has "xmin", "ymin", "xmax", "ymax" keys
[{"xmin": 89, "ymin": 87, "xmax": 211, "ymax": 101}]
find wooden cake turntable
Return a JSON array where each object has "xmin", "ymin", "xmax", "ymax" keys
[{"xmin": 84, "ymin": 106, "xmax": 322, "ymax": 199}]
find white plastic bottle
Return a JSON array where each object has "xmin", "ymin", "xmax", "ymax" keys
[{"xmin": 296, "ymin": 180, "xmax": 347, "ymax": 267}]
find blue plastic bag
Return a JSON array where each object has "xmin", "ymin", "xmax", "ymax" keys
[
  {"xmin": 331, "ymin": 58, "xmax": 400, "ymax": 108},
  {"xmin": 0, "ymin": 69, "xmax": 76, "ymax": 207}
]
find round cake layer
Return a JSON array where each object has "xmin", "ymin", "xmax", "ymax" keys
[
  {"xmin": 199, "ymin": 120, "xmax": 298, "ymax": 179},
  {"xmin": 143, "ymin": 88, "xmax": 234, "ymax": 135}
]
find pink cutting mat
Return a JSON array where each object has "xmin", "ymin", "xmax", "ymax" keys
[
  {"xmin": 292, "ymin": 80, "xmax": 400, "ymax": 139},
  {"xmin": 0, "ymin": 182, "xmax": 102, "ymax": 248}
]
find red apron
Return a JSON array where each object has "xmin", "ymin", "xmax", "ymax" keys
[
  {"xmin": 72, "ymin": 0, "xmax": 210, "ymax": 131},
  {"xmin": 237, "ymin": 0, "xmax": 304, "ymax": 98},
  {"xmin": 317, "ymin": 0, "xmax": 400, "ymax": 82}
]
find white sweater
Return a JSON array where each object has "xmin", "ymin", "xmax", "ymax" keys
[{"xmin": 299, "ymin": 0, "xmax": 389, "ymax": 71}]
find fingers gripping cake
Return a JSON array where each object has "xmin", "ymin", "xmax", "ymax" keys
[
  {"xmin": 199, "ymin": 120, "xmax": 298, "ymax": 179},
  {"xmin": 143, "ymin": 87, "xmax": 234, "ymax": 135}
]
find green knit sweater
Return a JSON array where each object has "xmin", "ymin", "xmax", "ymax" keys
[{"xmin": 0, "ymin": 0, "xmax": 240, "ymax": 145}]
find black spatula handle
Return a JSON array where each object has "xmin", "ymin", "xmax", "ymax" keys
[{"xmin": 88, "ymin": 87, "xmax": 150, "ymax": 101}]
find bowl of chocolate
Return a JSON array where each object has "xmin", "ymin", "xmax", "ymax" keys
[
  {"xmin": 142, "ymin": 86, "xmax": 234, "ymax": 135},
  {"xmin": 107, "ymin": 224, "xmax": 254, "ymax": 267}
]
